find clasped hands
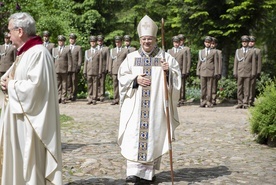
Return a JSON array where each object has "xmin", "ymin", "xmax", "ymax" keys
[{"xmin": 137, "ymin": 60, "xmax": 169, "ymax": 87}]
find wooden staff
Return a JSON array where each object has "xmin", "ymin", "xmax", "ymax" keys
[{"xmin": 161, "ymin": 17, "xmax": 174, "ymax": 185}]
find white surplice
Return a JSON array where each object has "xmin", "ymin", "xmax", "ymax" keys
[
  {"xmin": 118, "ymin": 50, "xmax": 181, "ymax": 179},
  {"xmin": 0, "ymin": 45, "xmax": 63, "ymax": 185}
]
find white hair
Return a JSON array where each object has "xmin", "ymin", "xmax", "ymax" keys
[{"xmin": 8, "ymin": 12, "xmax": 36, "ymax": 36}]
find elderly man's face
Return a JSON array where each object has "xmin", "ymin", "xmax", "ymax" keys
[
  {"xmin": 140, "ymin": 36, "xmax": 156, "ymax": 52},
  {"xmin": 8, "ymin": 20, "xmax": 22, "ymax": 48}
]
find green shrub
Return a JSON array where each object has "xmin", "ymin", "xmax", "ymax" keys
[
  {"xmin": 249, "ymin": 80, "xmax": 276, "ymax": 144},
  {"xmin": 186, "ymin": 87, "xmax": 201, "ymax": 101},
  {"xmin": 105, "ymin": 74, "xmax": 114, "ymax": 99},
  {"xmin": 77, "ymin": 90, "xmax": 87, "ymax": 99},
  {"xmin": 77, "ymin": 66, "xmax": 87, "ymax": 99},
  {"xmin": 217, "ymin": 77, "xmax": 237, "ymax": 100},
  {"xmin": 185, "ymin": 75, "xmax": 201, "ymax": 101},
  {"xmin": 256, "ymin": 72, "xmax": 273, "ymax": 96},
  {"xmin": 76, "ymin": 72, "xmax": 114, "ymax": 100}
]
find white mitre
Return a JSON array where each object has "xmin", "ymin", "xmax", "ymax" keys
[{"xmin": 137, "ymin": 15, "xmax": 158, "ymax": 38}]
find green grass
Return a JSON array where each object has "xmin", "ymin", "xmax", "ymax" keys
[{"xmin": 60, "ymin": 114, "xmax": 74, "ymax": 123}]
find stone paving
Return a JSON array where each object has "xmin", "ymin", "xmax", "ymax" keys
[{"xmin": 59, "ymin": 100, "xmax": 276, "ymax": 185}]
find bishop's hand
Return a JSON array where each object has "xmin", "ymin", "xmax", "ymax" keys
[
  {"xmin": 137, "ymin": 74, "xmax": 151, "ymax": 87},
  {"xmin": 161, "ymin": 59, "xmax": 169, "ymax": 71}
]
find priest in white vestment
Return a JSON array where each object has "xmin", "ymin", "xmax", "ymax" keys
[
  {"xmin": 0, "ymin": 12, "xmax": 63, "ymax": 185},
  {"xmin": 118, "ymin": 15, "xmax": 181, "ymax": 184}
]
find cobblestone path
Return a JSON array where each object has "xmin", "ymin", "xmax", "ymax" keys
[{"xmin": 60, "ymin": 100, "xmax": 276, "ymax": 185}]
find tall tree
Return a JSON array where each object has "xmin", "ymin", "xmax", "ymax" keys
[
  {"xmin": 167, "ymin": 0, "xmax": 276, "ymax": 77},
  {"xmin": 1, "ymin": 0, "xmax": 275, "ymax": 78}
]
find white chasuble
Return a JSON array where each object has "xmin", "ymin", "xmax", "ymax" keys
[
  {"xmin": 0, "ymin": 45, "xmax": 63, "ymax": 185},
  {"xmin": 118, "ymin": 50, "xmax": 181, "ymax": 163}
]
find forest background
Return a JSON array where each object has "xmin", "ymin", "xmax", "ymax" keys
[{"xmin": 0, "ymin": 0, "xmax": 275, "ymax": 100}]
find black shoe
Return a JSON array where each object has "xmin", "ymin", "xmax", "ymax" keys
[
  {"xmin": 126, "ymin": 175, "xmax": 140, "ymax": 183},
  {"xmin": 200, "ymin": 104, "xmax": 205, "ymax": 108},
  {"xmin": 87, "ymin": 101, "xmax": 92, "ymax": 105},
  {"xmin": 236, "ymin": 104, "xmax": 243, "ymax": 109},
  {"xmin": 111, "ymin": 101, "xmax": 118, "ymax": 105},
  {"xmin": 139, "ymin": 176, "xmax": 156, "ymax": 184},
  {"xmin": 206, "ymin": 102, "xmax": 213, "ymax": 108}
]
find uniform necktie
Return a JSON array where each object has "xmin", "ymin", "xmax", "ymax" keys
[
  {"xmin": 117, "ymin": 47, "xmax": 121, "ymax": 53},
  {"xmin": 243, "ymin": 47, "xmax": 247, "ymax": 54},
  {"xmin": 91, "ymin": 48, "xmax": 96, "ymax": 54},
  {"xmin": 206, "ymin": 48, "xmax": 210, "ymax": 56},
  {"xmin": 59, "ymin": 47, "xmax": 62, "ymax": 55},
  {"xmin": 5, "ymin": 45, "xmax": 9, "ymax": 52}
]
